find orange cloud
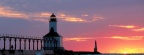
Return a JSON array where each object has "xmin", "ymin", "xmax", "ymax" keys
[
  {"xmin": 106, "ymin": 36, "xmax": 144, "ymax": 40},
  {"xmin": 57, "ymin": 13, "xmax": 103, "ymax": 22},
  {"xmin": 82, "ymin": 14, "xmax": 88, "ymax": 17},
  {"xmin": 61, "ymin": 17, "xmax": 86, "ymax": 22},
  {"xmin": 109, "ymin": 25, "xmax": 136, "ymax": 29},
  {"xmin": 58, "ymin": 13, "xmax": 87, "ymax": 22},
  {"xmin": 64, "ymin": 37, "xmax": 93, "ymax": 42},
  {"xmin": 59, "ymin": 13, "xmax": 66, "ymax": 17},
  {"xmin": 34, "ymin": 12, "xmax": 51, "ymax": 18},
  {"xmin": 0, "ymin": 5, "xmax": 103, "ymax": 22},
  {"xmin": 33, "ymin": 18, "xmax": 48, "ymax": 22},
  {"xmin": 0, "ymin": 5, "xmax": 28, "ymax": 18}
]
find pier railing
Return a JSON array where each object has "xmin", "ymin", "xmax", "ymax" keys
[{"xmin": 0, "ymin": 34, "xmax": 55, "ymax": 50}]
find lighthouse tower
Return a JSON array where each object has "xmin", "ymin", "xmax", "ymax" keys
[
  {"xmin": 43, "ymin": 13, "xmax": 63, "ymax": 50},
  {"xmin": 49, "ymin": 13, "xmax": 57, "ymax": 32}
]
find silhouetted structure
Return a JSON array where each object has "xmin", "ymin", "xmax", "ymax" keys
[
  {"xmin": 94, "ymin": 40, "xmax": 97, "ymax": 52},
  {"xmin": 43, "ymin": 13, "xmax": 64, "ymax": 50},
  {"xmin": 0, "ymin": 13, "xmax": 101, "ymax": 55},
  {"xmin": 0, "ymin": 35, "xmax": 43, "ymax": 50}
]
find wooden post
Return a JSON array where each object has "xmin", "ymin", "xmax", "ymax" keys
[
  {"xmin": 29, "ymin": 39, "xmax": 31, "ymax": 50},
  {"xmin": 24, "ymin": 39, "xmax": 26, "ymax": 50},
  {"xmin": 9, "ymin": 38, "xmax": 12, "ymax": 50},
  {"xmin": 33, "ymin": 40, "xmax": 35, "ymax": 50},
  {"xmin": 19, "ymin": 39, "xmax": 22, "ymax": 50},
  {"xmin": 37, "ymin": 40, "xmax": 38, "ymax": 50},
  {"xmin": 3, "ymin": 37, "xmax": 6, "ymax": 50},
  {"xmin": 14, "ymin": 38, "xmax": 17, "ymax": 50},
  {"xmin": 41, "ymin": 40, "xmax": 42, "ymax": 49}
]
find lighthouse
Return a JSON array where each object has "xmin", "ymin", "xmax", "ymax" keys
[{"xmin": 43, "ymin": 13, "xmax": 63, "ymax": 50}]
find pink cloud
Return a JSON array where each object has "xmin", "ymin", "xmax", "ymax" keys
[
  {"xmin": 105, "ymin": 36, "xmax": 144, "ymax": 40},
  {"xmin": 109, "ymin": 25, "xmax": 144, "ymax": 32},
  {"xmin": 64, "ymin": 37, "xmax": 93, "ymax": 42},
  {"xmin": 132, "ymin": 28, "xmax": 144, "ymax": 32},
  {"xmin": 109, "ymin": 25, "xmax": 136, "ymax": 29}
]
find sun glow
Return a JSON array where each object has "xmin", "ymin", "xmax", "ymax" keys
[
  {"xmin": 109, "ymin": 48, "xmax": 144, "ymax": 53},
  {"xmin": 120, "ymin": 48, "xmax": 136, "ymax": 53}
]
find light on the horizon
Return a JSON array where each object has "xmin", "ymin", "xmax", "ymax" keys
[{"xmin": 109, "ymin": 48, "xmax": 144, "ymax": 53}]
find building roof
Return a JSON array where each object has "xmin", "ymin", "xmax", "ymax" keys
[
  {"xmin": 44, "ymin": 32, "xmax": 60, "ymax": 37},
  {"xmin": 43, "ymin": 28, "xmax": 61, "ymax": 37},
  {"xmin": 50, "ymin": 13, "xmax": 56, "ymax": 17}
]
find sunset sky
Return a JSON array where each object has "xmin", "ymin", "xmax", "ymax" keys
[{"xmin": 0, "ymin": 0, "xmax": 144, "ymax": 53}]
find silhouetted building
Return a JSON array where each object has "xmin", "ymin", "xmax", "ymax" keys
[{"xmin": 43, "ymin": 13, "xmax": 64, "ymax": 50}]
